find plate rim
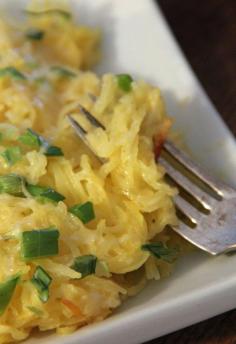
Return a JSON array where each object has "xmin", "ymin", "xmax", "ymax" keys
[
  {"xmin": 46, "ymin": 1, "xmax": 236, "ymax": 342},
  {"xmin": 1, "ymin": 0, "xmax": 236, "ymax": 343}
]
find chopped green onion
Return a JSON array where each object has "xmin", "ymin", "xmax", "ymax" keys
[
  {"xmin": 21, "ymin": 228, "xmax": 59, "ymax": 260},
  {"xmin": 25, "ymin": 9, "xmax": 71, "ymax": 20},
  {"xmin": 43, "ymin": 145, "xmax": 63, "ymax": 156},
  {"xmin": 0, "ymin": 67, "xmax": 26, "ymax": 81},
  {"xmin": 39, "ymin": 133, "xmax": 64, "ymax": 156},
  {"xmin": 1, "ymin": 147, "xmax": 22, "ymax": 165},
  {"xmin": 50, "ymin": 66, "xmax": 76, "ymax": 78},
  {"xmin": 18, "ymin": 129, "xmax": 63, "ymax": 156},
  {"xmin": 18, "ymin": 129, "xmax": 40, "ymax": 147},
  {"xmin": 27, "ymin": 306, "xmax": 43, "ymax": 316},
  {"xmin": 116, "ymin": 74, "xmax": 133, "ymax": 92},
  {"xmin": 26, "ymin": 184, "xmax": 65, "ymax": 203},
  {"xmin": 0, "ymin": 174, "xmax": 24, "ymax": 196},
  {"xmin": 141, "ymin": 242, "xmax": 178, "ymax": 263},
  {"xmin": 40, "ymin": 188, "xmax": 65, "ymax": 202},
  {"xmin": 69, "ymin": 201, "xmax": 95, "ymax": 224},
  {"xmin": 33, "ymin": 266, "xmax": 51, "ymax": 287},
  {"xmin": 71, "ymin": 255, "xmax": 97, "ymax": 278},
  {"xmin": 25, "ymin": 184, "xmax": 43, "ymax": 197},
  {"xmin": 25, "ymin": 28, "xmax": 45, "ymax": 40},
  {"xmin": 31, "ymin": 266, "xmax": 52, "ymax": 303},
  {"xmin": 0, "ymin": 174, "xmax": 65, "ymax": 204},
  {"xmin": 0, "ymin": 275, "xmax": 20, "ymax": 315}
]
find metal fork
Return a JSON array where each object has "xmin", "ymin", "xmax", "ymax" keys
[{"xmin": 68, "ymin": 105, "xmax": 236, "ymax": 255}]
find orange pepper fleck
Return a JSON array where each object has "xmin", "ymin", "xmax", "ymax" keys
[
  {"xmin": 61, "ymin": 299, "xmax": 82, "ymax": 317},
  {"xmin": 153, "ymin": 118, "xmax": 172, "ymax": 160}
]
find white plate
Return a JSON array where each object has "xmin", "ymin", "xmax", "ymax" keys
[{"xmin": 2, "ymin": 0, "xmax": 236, "ymax": 343}]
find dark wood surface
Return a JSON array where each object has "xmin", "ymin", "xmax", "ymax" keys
[
  {"xmin": 158, "ymin": 0, "xmax": 236, "ymax": 136},
  {"xmin": 147, "ymin": 1, "xmax": 236, "ymax": 343}
]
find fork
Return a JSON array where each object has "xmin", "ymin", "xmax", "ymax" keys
[{"xmin": 68, "ymin": 105, "xmax": 236, "ymax": 255}]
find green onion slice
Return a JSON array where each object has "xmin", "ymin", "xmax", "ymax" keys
[
  {"xmin": 40, "ymin": 188, "xmax": 65, "ymax": 202},
  {"xmin": 0, "ymin": 174, "xmax": 24, "ymax": 196},
  {"xmin": 0, "ymin": 275, "xmax": 20, "ymax": 315},
  {"xmin": 18, "ymin": 129, "xmax": 63, "ymax": 156},
  {"xmin": 50, "ymin": 66, "xmax": 76, "ymax": 78},
  {"xmin": 1, "ymin": 147, "xmax": 22, "ymax": 165},
  {"xmin": 21, "ymin": 228, "xmax": 59, "ymax": 260},
  {"xmin": 116, "ymin": 74, "xmax": 133, "ymax": 92},
  {"xmin": 31, "ymin": 266, "xmax": 52, "ymax": 303},
  {"xmin": 141, "ymin": 242, "xmax": 178, "ymax": 263},
  {"xmin": 18, "ymin": 129, "xmax": 40, "ymax": 147},
  {"xmin": 25, "ymin": 9, "xmax": 71, "ymax": 20},
  {"xmin": 25, "ymin": 28, "xmax": 44, "ymax": 40},
  {"xmin": 0, "ymin": 67, "xmax": 26, "ymax": 81},
  {"xmin": 43, "ymin": 145, "xmax": 63, "ymax": 156},
  {"xmin": 0, "ymin": 173, "xmax": 65, "ymax": 203},
  {"xmin": 71, "ymin": 255, "xmax": 97, "ymax": 278},
  {"xmin": 26, "ymin": 184, "xmax": 65, "ymax": 203},
  {"xmin": 69, "ymin": 201, "xmax": 95, "ymax": 224}
]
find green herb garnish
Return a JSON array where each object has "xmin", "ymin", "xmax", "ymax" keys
[
  {"xmin": 71, "ymin": 255, "xmax": 97, "ymax": 278},
  {"xmin": 0, "ymin": 174, "xmax": 24, "ymax": 196},
  {"xmin": 69, "ymin": 201, "xmax": 95, "ymax": 224},
  {"xmin": 0, "ymin": 275, "xmax": 20, "ymax": 315},
  {"xmin": 25, "ymin": 28, "xmax": 45, "ymax": 40},
  {"xmin": 43, "ymin": 145, "xmax": 63, "ymax": 156},
  {"xmin": 141, "ymin": 242, "xmax": 178, "ymax": 263},
  {"xmin": 50, "ymin": 66, "xmax": 76, "ymax": 78},
  {"xmin": 19, "ymin": 129, "xmax": 63, "ymax": 156},
  {"xmin": 1, "ymin": 147, "xmax": 22, "ymax": 165},
  {"xmin": 0, "ymin": 67, "xmax": 26, "ymax": 81},
  {"xmin": 31, "ymin": 266, "xmax": 52, "ymax": 303},
  {"xmin": 0, "ymin": 173, "xmax": 65, "ymax": 204},
  {"xmin": 26, "ymin": 184, "xmax": 65, "ymax": 203},
  {"xmin": 21, "ymin": 228, "xmax": 59, "ymax": 260},
  {"xmin": 116, "ymin": 74, "xmax": 133, "ymax": 92},
  {"xmin": 18, "ymin": 129, "xmax": 40, "ymax": 147},
  {"xmin": 25, "ymin": 9, "xmax": 71, "ymax": 20}
]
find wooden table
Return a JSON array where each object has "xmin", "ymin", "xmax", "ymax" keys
[{"xmin": 147, "ymin": 1, "xmax": 236, "ymax": 343}]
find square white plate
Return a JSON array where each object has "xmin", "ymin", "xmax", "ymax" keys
[{"xmin": 1, "ymin": 0, "xmax": 236, "ymax": 343}]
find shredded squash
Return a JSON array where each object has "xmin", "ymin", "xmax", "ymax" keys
[{"xmin": 0, "ymin": 2, "xmax": 184, "ymax": 343}]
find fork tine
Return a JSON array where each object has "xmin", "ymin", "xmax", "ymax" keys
[
  {"xmin": 67, "ymin": 115, "xmax": 107, "ymax": 164},
  {"xmin": 78, "ymin": 104, "xmax": 106, "ymax": 130},
  {"xmin": 163, "ymin": 140, "xmax": 226, "ymax": 196},
  {"xmin": 170, "ymin": 223, "xmax": 218, "ymax": 255},
  {"xmin": 68, "ymin": 114, "xmax": 87, "ymax": 137},
  {"xmin": 174, "ymin": 195, "xmax": 204, "ymax": 224},
  {"xmin": 159, "ymin": 157, "xmax": 214, "ymax": 210}
]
